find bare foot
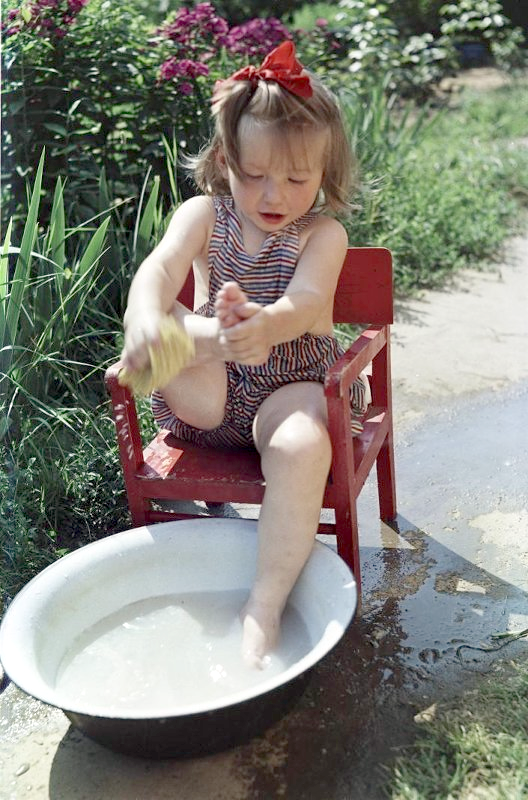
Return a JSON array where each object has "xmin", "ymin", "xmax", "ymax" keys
[
  {"xmin": 215, "ymin": 281, "xmax": 249, "ymax": 329},
  {"xmin": 240, "ymin": 600, "xmax": 281, "ymax": 670}
]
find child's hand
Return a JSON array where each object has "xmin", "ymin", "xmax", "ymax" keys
[
  {"xmin": 220, "ymin": 307, "xmax": 272, "ymax": 365},
  {"xmin": 215, "ymin": 282, "xmax": 271, "ymax": 366},
  {"xmin": 121, "ymin": 312, "xmax": 164, "ymax": 373}
]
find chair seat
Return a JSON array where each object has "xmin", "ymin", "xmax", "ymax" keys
[
  {"xmin": 137, "ymin": 406, "xmax": 388, "ymax": 508},
  {"xmin": 140, "ymin": 433, "xmax": 265, "ymax": 503}
]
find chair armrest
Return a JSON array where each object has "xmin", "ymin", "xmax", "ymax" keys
[
  {"xmin": 324, "ymin": 325, "xmax": 388, "ymax": 400},
  {"xmin": 104, "ymin": 359, "xmax": 124, "ymax": 388}
]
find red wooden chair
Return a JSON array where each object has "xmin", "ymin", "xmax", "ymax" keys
[{"xmin": 104, "ymin": 247, "xmax": 396, "ymax": 598}]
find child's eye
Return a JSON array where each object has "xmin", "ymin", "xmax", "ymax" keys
[
  {"xmin": 243, "ymin": 172, "xmax": 262, "ymax": 181},
  {"xmin": 289, "ymin": 178, "xmax": 308, "ymax": 185}
]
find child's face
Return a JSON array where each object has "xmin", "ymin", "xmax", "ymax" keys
[{"xmin": 219, "ymin": 119, "xmax": 327, "ymax": 235}]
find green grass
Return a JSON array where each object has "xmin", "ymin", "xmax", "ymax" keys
[
  {"xmin": 345, "ymin": 79, "xmax": 528, "ymax": 292},
  {"xmin": 386, "ymin": 661, "xmax": 528, "ymax": 799}
]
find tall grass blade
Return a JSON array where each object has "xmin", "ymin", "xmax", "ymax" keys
[
  {"xmin": 55, "ymin": 216, "xmax": 111, "ymax": 334},
  {"xmin": 134, "ymin": 175, "xmax": 160, "ymax": 267},
  {"xmin": 3, "ymin": 149, "xmax": 44, "ymax": 348},
  {"xmin": 0, "ymin": 219, "xmax": 12, "ymax": 306},
  {"xmin": 161, "ymin": 131, "xmax": 181, "ymax": 208},
  {"xmin": 76, "ymin": 216, "xmax": 111, "ymax": 280},
  {"xmin": 36, "ymin": 177, "xmax": 66, "ymax": 327},
  {"xmin": 47, "ymin": 177, "xmax": 66, "ymax": 271}
]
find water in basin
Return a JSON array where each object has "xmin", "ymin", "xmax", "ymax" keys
[{"xmin": 54, "ymin": 589, "xmax": 312, "ymax": 714}]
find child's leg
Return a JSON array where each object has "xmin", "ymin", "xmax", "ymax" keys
[
  {"xmin": 160, "ymin": 283, "xmax": 251, "ymax": 429},
  {"xmin": 158, "ymin": 305, "xmax": 228, "ymax": 431},
  {"xmin": 243, "ymin": 381, "xmax": 332, "ymax": 667}
]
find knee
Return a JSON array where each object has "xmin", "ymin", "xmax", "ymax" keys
[{"xmin": 265, "ymin": 413, "xmax": 332, "ymax": 472}]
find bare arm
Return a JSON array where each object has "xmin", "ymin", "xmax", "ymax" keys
[{"xmin": 122, "ymin": 195, "xmax": 220, "ymax": 370}]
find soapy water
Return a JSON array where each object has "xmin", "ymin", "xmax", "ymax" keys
[{"xmin": 54, "ymin": 590, "xmax": 312, "ymax": 713}]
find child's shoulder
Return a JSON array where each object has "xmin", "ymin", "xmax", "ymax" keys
[
  {"xmin": 167, "ymin": 194, "xmax": 216, "ymax": 234},
  {"xmin": 177, "ymin": 194, "xmax": 216, "ymax": 219},
  {"xmin": 302, "ymin": 213, "xmax": 348, "ymax": 249}
]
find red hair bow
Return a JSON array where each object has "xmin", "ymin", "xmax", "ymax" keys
[{"xmin": 222, "ymin": 41, "xmax": 312, "ymax": 99}]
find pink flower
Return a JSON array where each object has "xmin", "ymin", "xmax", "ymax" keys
[
  {"xmin": 159, "ymin": 2, "xmax": 229, "ymax": 56},
  {"xmin": 6, "ymin": 0, "xmax": 90, "ymax": 38},
  {"xmin": 226, "ymin": 18, "xmax": 290, "ymax": 58},
  {"xmin": 68, "ymin": 0, "xmax": 89, "ymax": 11},
  {"xmin": 159, "ymin": 57, "xmax": 209, "ymax": 85}
]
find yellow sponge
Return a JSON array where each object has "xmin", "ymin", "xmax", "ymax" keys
[{"xmin": 118, "ymin": 315, "xmax": 195, "ymax": 396}]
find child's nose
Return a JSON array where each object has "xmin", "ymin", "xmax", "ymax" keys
[{"xmin": 263, "ymin": 179, "xmax": 283, "ymax": 204}]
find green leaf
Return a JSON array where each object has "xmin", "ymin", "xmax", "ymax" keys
[
  {"xmin": 76, "ymin": 216, "xmax": 111, "ymax": 280},
  {"xmin": 37, "ymin": 178, "xmax": 66, "ymax": 326},
  {"xmin": 48, "ymin": 178, "xmax": 66, "ymax": 273},
  {"xmin": 68, "ymin": 99, "xmax": 83, "ymax": 115},
  {"xmin": 43, "ymin": 123, "xmax": 68, "ymax": 136}
]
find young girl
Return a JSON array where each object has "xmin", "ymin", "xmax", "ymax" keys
[{"xmin": 121, "ymin": 41, "xmax": 368, "ymax": 668}]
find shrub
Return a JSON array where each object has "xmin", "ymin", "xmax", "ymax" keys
[
  {"xmin": 388, "ymin": 0, "xmax": 446, "ymax": 36},
  {"xmin": 226, "ymin": 17, "xmax": 291, "ymax": 57},
  {"xmin": 2, "ymin": 1, "xmax": 302, "ymax": 235},
  {"xmin": 2, "ymin": 0, "xmax": 161, "ymax": 229},
  {"xmin": 439, "ymin": 0, "xmax": 526, "ymax": 69},
  {"xmin": 320, "ymin": 0, "xmax": 453, "ymax": 97}
]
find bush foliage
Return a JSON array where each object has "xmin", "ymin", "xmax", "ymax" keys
[{"xmin": 3, "ymin": 0, "xmax": 524, "ymax": 234}]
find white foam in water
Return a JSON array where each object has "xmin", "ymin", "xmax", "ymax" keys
[{"xmin": 54, "ymin": 590, "xmax": 312, "ymax": 713}]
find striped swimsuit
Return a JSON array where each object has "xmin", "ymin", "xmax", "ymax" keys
[{"xmin": 152, "ymin": 196, "xmax": 368, "ymax": 447}]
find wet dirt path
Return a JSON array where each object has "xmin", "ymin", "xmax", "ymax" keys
[{"xmin": 1, "ymin": 235, "xmax": 527, "ymax": 799}]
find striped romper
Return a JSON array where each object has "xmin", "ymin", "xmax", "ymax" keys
[{"xmin": 151, "ymin": 195, "xmax": 368, "ymax": 448}]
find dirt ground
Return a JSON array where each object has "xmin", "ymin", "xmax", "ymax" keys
[{"xmin": 440, "ymin": 65, "xmax": 514, "ymax": 93}]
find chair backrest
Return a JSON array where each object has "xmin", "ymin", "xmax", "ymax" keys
[
  {"xmin": 178, "ymin": 246, "xmax": 393, "ymax": 325},
  {"xmin": 333, "ymin": 247, "xmax": 393, "ymax": 325}
]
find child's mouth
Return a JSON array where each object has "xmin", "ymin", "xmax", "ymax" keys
[{"xmin": 259, "ymin": 212, "xmax": 285, "ymax": 224}]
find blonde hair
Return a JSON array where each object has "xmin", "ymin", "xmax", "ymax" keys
[{"xmin": 190, "ymin": 71, "xmax": 358, "ymax": 214}]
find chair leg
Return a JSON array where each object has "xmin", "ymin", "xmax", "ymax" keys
[
  {"xmin": 376, "ymin": 433, "xmax": 397, "ymax": 522},
  {"xmin": 334, "ymin": 500, "xmax": 362, "ymax": 601},
  {"xmin": 128, "ymin": 493, "xmax": 150, "ymax": 527}
]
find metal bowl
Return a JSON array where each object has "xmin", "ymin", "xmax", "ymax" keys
[{"xmin": 0, "ymin": 518, "xmax": 356, "ymax": 758}]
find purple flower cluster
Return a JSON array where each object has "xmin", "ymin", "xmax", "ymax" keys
[
  {"xmin": 226, "ymin": 17, "xmax": 291, "ymax": 59},
  {"xmin": 3, "ymin": 0, "xmax": 89, "ymax": 38},
  {"xmin": 159, "ymin": 2, "xmax": 229, "ymax": 60},
  {"xmin": 157, "ymin": 6, "xmax": 293, "ymax": 93},
  {"xmin": 158, "ymin": 2, "xmax": 228, "ymax": 94},
  {"xmin": 159, "ymin": 57, "xmax": 209, "ymax": 94}
]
